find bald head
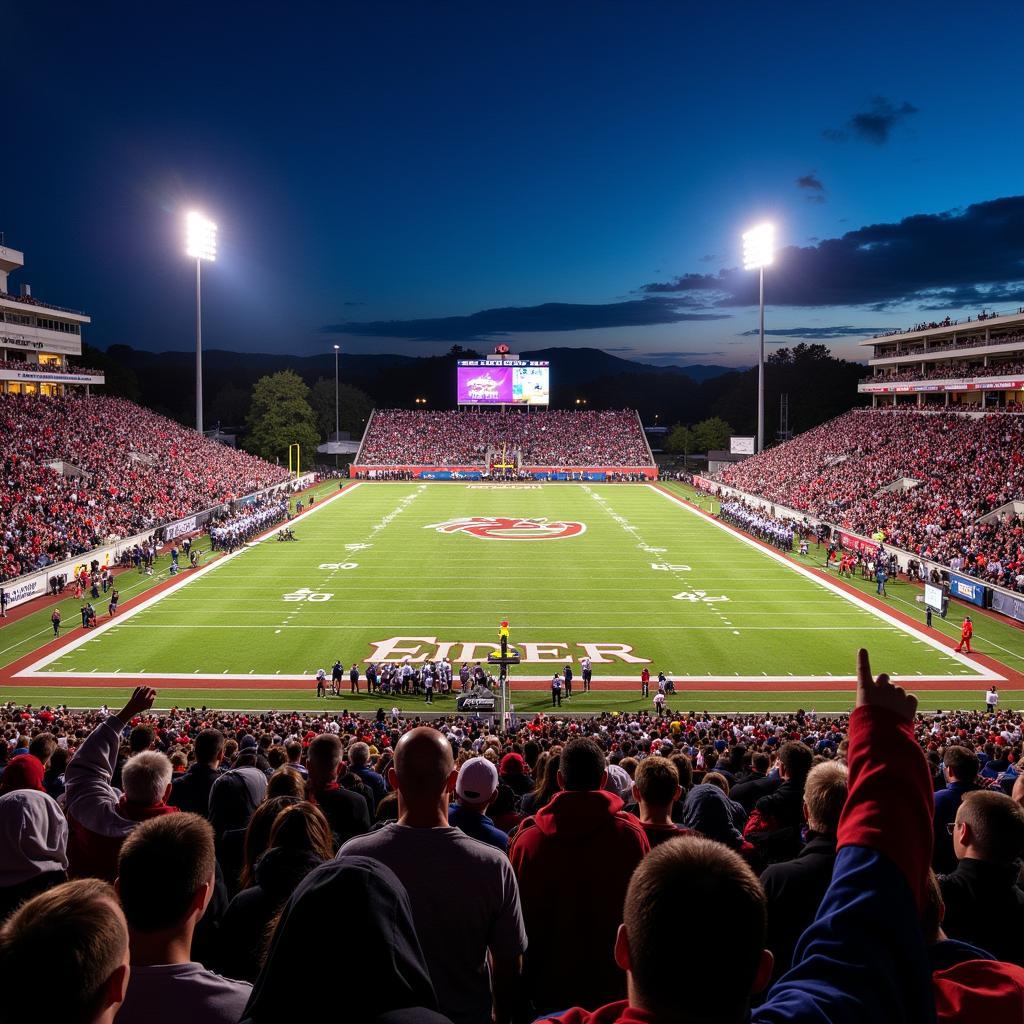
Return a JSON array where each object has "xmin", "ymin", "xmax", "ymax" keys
[{"xmin": 393, "ymin": 727, "xmax": 455, "ymax": 800}]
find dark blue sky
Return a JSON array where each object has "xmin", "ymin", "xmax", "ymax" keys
[{"xmin": 7, "ymin": 2, "xmax": 1024, "ymax": 366}]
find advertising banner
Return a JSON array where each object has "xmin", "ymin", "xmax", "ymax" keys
[
  {"xmin": 991, "ymin": 589, "xmax": 1024, "ymax": 624},
  {"xmin": 948, "ymin": 572, "xmax": 987, "ymax": 607},
  {"xmin": 838, "ymin": 531, "xmax": 880, "ymax": 557}
]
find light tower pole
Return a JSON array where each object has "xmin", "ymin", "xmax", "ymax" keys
[
  {"xmin": 185, "ymin": 212, "xmax": 217, "ymax": 434},
  {"xmin": 333, "ymin": 343, "xmax": 340, "ymax": 467},
  {"xmin": 742, "ymin": 223, "xmax": 775, "ymax": 453}
]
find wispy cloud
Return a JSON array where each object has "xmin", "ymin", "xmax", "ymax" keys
[{"xmin": 824, "ymin": 96, "xmax": 919, "ymax": 145}]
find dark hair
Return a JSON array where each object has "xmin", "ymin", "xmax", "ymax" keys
[
  {"xmin": 194, "ymin": 728, "xmax": 225, "ymax": 766},
  {"xmin": 669, "ymin": 752, "xmax": 693, "ymax": 792},
  {"xmin": 530, "ymin": 755, "xmax": 562, "ymax": 810},
  {"xmin": 943, "ymin": 745, "xmax": 980, "ymax": 784},
  {"xmin": 267, "ymin": 766, "xmax": 306, "ymax": 800},
  {"xmin": 268, "ymin": 801, "xmax": 334, "ymax": 861},
  {"xmin": 779, "ymin": 742, "xmax": 814, "ymax": 783},
  {"xmin": 117, "ymin": 814, "xmax": 215, "ymax": 931},
  {"xmin": 752, "ymin": 752, "xmax": 770, "ymax": 774},
  {"xmin": 0, "ymin": 879, "xmax": 127, "ymax": 1024},
  {"xmin": 559, "ymin": 738, "xmax": 606, "ymax": 792},
  {"xmin": 959, "ymin": 790, "xmax": 1024, "ymax": 864},
  {"xmin": 240, "ymin": 796, "xmax": 300, "ymax": 890},
  {"xmin": 128, "ymin": 725, "xmax": 155, "ymax": 754},
  {"xmin": 624, "ymin": 837, "xmax": 766, "ymax": 1018}
]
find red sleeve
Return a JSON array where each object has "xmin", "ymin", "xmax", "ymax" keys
[{"xmin": 837, "ymin": 705, "xmax": 933, "ymax": 911}]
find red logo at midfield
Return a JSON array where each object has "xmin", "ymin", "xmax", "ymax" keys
[{"xmin": 425, "ymin": 516, "xmax": 586, "ymax": 540}]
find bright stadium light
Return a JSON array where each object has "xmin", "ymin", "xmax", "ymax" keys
[
  {"xmin": 185, "ymin": 211, "xmax": 217, "ymax": 262},
  {"xmin": 185, "ymin": 212, "xmax": 218, "ymax": 433},
  {"xmin": 742, "ymin": 222, "xmax": 774, "ymax": 270},
  {"xmin": 743, "ymin": 222, "xmax": 776, "ymax": 453}
]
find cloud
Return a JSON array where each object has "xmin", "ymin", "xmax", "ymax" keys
[
  {"xmin": 324, "ymin": 298, "xmax": 730, "ymax": 341},
  {"xmin": 796, "ymin": 172, "xmax": 825, "ymax": 203},
  {"xmin": 824, "ymin": 96, "xmax": 919, "ymax": 145},
  {"xmin": 641, "ymin": 194, "xmax": 1024, "ymax": 310},
  {"xmin": 736, "ymin": 326, "xmax": 889, "ymax": 340}
]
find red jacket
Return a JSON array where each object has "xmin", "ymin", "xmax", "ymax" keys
[{"xmin": 508, "ymin": 790, "xmax": 649, "ymax": 1015}]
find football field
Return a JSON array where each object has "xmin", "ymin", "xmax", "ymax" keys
[{"xmin": 4, "ymin": 480, "xmax": 1021, "ymax": 712}]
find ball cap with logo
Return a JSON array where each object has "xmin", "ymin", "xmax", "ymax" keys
[{"xmin": 456, "ymin": 757, "xmax": 499, "ymax": 805}]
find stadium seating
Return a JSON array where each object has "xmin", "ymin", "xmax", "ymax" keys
[
  {"xmin": 357, "ymin": 409, "xmax": 652, "ymax": 467},
  {"xmin": 0, "ymin": 393, "xmax": 289, "ymax": 582},
  {"xmin": 714, "ymin": 409, "xmax": 1024, "ymax": 593},
  {"xmin": 862, "ymin": 360, "xmax": 1024, "ymax": 384},
  {"xmin": 2, "ymin": 688, "xmax": 1023, "ymax": 1023}
]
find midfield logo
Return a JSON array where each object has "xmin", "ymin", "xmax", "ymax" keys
[{"xmin": 425, "ymin": 516, "xmax": 586, "ymax": 540}]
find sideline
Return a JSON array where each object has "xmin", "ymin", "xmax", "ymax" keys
[
  {"xmin": 648, "ymin": 483, "xmax": 1006, "ymax": 683},
  {"xmin": 13, "ymin": 484, "xmax": 362, "ymax": 678}
]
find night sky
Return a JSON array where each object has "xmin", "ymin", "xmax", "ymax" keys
[{"xmin": 6, "ymin": 2, "xmax": 1024, "ymax": 367}]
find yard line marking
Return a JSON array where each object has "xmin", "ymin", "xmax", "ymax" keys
[
  {"xmin": 648, "ymin": 484, "xmax": 1003, "ymax": 682},
  {"xmin": 15, "ymin": 484, "xmax": 363, "ymax": 678}
]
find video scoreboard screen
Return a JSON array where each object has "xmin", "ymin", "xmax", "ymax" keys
[{"xmin": 456, "ymin": 360, "xmax": 550, "ymax": 405}]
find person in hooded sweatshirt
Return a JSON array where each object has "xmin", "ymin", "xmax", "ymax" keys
[
  {"xmin": 0, "ymin": 790, "xmax": 68, "ymax": 921},
  {"xmin": 208, "ymin": 764, "xmax": 269, "ymax": 898},
  {"xmin": 681, "ymin": 784, "xmax": 761, "ymax": 869},
  {"xmin": 64, "ymin": 686, "xmax": 178, "ymax": 881},
  {"xmin": 240, "ymin": 856, "xmax": 452, "ymax": 1024},
  {"xmin": 508, "ymin": 737, "xmax": 649, "ymax": 1016},
  {"xmin": 218, "ymin": 801, "xmax": 333, "ymax": 981}
]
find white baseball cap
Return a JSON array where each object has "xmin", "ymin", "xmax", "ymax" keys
[{"xmin": 456, "ymin": 757, "xmax": 499, "ymax": 805}]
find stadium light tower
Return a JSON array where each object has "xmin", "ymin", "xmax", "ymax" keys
[
  {"xmin": 742, "ymin": 222, "xmax": 774, "ymax": 453},
  {"xmin": 333, "ymin": 343, "xmax": 340, "ymax": 467},
  {"xmin": 185, "ymin": 211, "xmax": 217, "ymax": 434}
]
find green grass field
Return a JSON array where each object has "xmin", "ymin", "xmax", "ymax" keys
[{"xmin": 4, "ymin": 480, "xmax": 1022, "ymax": 712}]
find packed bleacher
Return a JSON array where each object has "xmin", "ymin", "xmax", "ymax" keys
[
  {"xmin": 357, "ymin": 409, "xmax": 653, "ymax": 467},
  {"xmin": 2, "ymin": 657, "xmax": 1023, "ymax": 1023},
  {"xmin": 715, "ymin": 410, "xmax": 1024, "ymax": 593},
  {"xmin": 0, "ymin": 393, "xmax": 289, "ymax": 583},
  {"xmin": 0, "ymin": 358, "xmax": 102, "ymax": 377},
  {"xmin": 862, "ymin": 360, "xmax": 1024, "ymax": 385}
]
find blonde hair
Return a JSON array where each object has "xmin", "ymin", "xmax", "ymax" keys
[{"xmin": 803, "ymin": 761, "xmax": 848, "ymax": 835}]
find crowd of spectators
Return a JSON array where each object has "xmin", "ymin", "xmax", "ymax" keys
[
  {"xmin": 862, "ymin": 360, "xmax": 1024, "ymax": 385},
  {"xmin": 715, "ymin": 409, "xmax": 1024, "ymax": 593},
  {"xmin": 0, "ymin": 394, "xmax": 289, "ymax": 583},
  {"xmin": 2, "ymin": 656, "xmax": 1024, "ymax": 1022},
  {"xmin": 0, "ymin": 289, "xmax": 86, "ymax": 315},
  {"xmin": 0, "ymin": 358, "xmax": 102, "ymax": 377},
  {"xmin": 358, "ymin": 410, "xmax": 652, "ymax": 468},
  {"xmin": 871, "ymin": 310, "xmax": 1024, "ymax": 338}
]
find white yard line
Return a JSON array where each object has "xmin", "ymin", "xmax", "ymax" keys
[
  {"xmin": 648, "ymin": 484, "xmax": 1004, "ymax": 682},
  {"xmin": 15, "ymin": 484, "xmax": 362, "ymax": 678}
]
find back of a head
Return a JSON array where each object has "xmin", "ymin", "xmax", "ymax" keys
[
  {"xmin": 117, "ymin": 813, "xmax": 215, "ymax": 932},
  {"xmin": 752, "ymin": 752, "xmax": 770, "ymax": 774},
  {"xmin": 802, "ymin": 761, "xmax": 848, "ymax": 836},
  {"xmin": 349, "ymin": 741, "xmax": 370, "ymax": 767},
  {"xmin": 307, "ymin": 734, "xmax": 342, "ymax": 778},
  {"xmin": 241, "ymin": 796, "xmax": 300, "ymax": 890},
  {"xmin": 121, "ymin": 751, "xmax": 172, "ymax": 806},
  {"xmin": 0, "ymin": 879, "xmax": 127, "ymax": 1024},
  {"xmin": 635, "ymin": 756, "xmax": 679, "ymax": 809},
  {"xmin": 624, "ymin": 836, "xmax": 766, "ymax": 1022},
  {"xmin": 267, "ymin": 801, "xmax": 334, "ymax": 860},
  {"xmin": 959, "ymin": 790, "xmax": 1024, "ymax": 864},
  {"xmin": 669, "ymin": 752, "xmax": 693, "ymax": 791},
  {"xmin": 194, "ymin": 728, "xmax": 225, "ymax": 766},
  {"xmin": 779, "ymin": 742, "xmax": 814, "ymax": 785},
  {"xmin": 559, "ymin": 738, "xmax": 606, "ymax": 792},
  {"xmin": 128, "ymin": 725, "xmax": 155, "ymax": 755},
  {"xmin": 393, "ymin": 727, "xmax": 453, "ymax": 800},
  {"xmin": 943, "ymin": 745, "xmax": 980, "ymax": 785},
  {"xmin": 267, "ymin": 766, "xmax": 306, "ymax": 800},
  {"xmin": 28, "ymin": 732, "xmax": 57, "ymax": 766}
]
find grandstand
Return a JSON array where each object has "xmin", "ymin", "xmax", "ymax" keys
[
  {"xmin": 352, "ymin": 408, "xmax": 656, "ymax": 479},
  {"xmin": 0, "ymin": 244, "xmax": 104, "ymax": 396},
  {"xmin": 860, "ymin": 309, "xmax": 1024, "ymax": 410}
]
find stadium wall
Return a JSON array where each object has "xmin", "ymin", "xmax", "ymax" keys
[{"xmin": 691, "ymin": 474, "xmax": 1024, "ymax": 625}]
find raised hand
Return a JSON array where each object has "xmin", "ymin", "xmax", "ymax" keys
[
  {"xmin": 117, "ymin": 685, "xmax": 157, "ymax": 722},
  {"xmin": 855, "ymin": 648, "xmax": 917, "ymax": 723}
]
